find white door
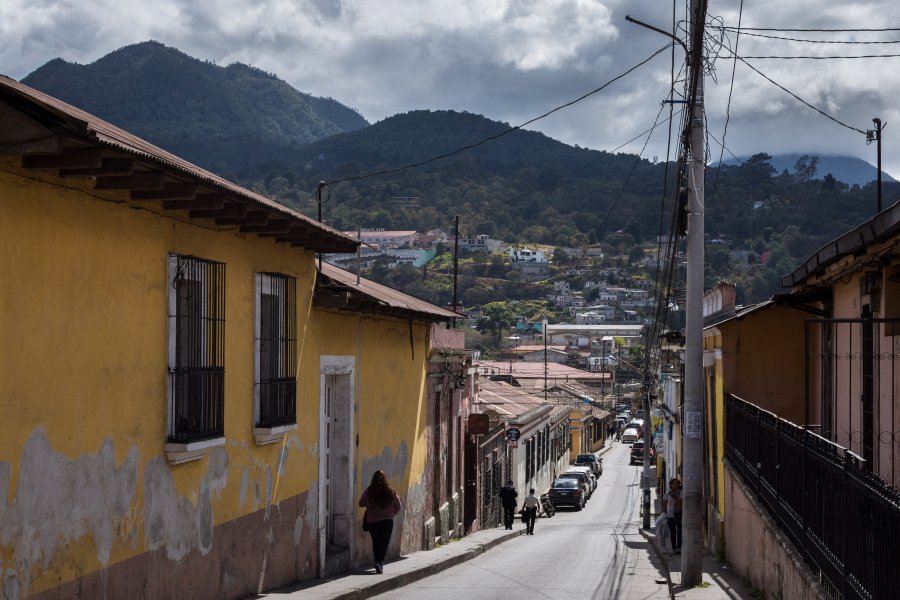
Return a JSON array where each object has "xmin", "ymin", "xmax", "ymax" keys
[{"xmin": 324, "ymin": 374, "xmax": 335, "ymax": 543}]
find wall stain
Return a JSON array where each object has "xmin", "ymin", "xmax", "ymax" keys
[
  {"xmin": 143, "ymin": 447, "xmax": 228, "ymax": 561},
  {"xmin": 0, "ymin": 427, "xmax": 138, "ymax": 598}
]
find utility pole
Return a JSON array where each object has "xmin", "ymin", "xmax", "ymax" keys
[
  {"xmin": 680, "ymin": 0, "xmax": 707, "ymax": 586},
  {"xmin": 870, "ymin": 118, "xmax": 884, "ymax": 213},
  {"xmin": 452, "ymin": 215, "xmax": 460, "ymax": 327}
]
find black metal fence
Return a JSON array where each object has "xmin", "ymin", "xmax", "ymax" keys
[{"xmin": 725, "ymin": 394, "xmax": 900, "ymax": 600}]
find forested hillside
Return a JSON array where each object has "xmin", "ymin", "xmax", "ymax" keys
[
  {"xmin": 241, "ymin": 109, "xmax": 898, "ymax": 303},
  {"xmin": 21, "ymin": 41, "xmax": 369, "ymax": 174},
  {"xmin": 21, "ymin": 42, "xmax": 898, "ymax": 305}
]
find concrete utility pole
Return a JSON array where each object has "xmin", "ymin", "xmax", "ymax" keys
[{"xmin": 680, "ymin": 0, "xmax": 706, "ymax": 586}]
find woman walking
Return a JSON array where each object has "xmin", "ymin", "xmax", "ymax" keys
[
  {"xmin": 358, "ymin": 470, "xmax": 401, "ymax": 573},
  {"xmin": 661, "ymin": 478, "xmax": 683, "ymax": 553}
]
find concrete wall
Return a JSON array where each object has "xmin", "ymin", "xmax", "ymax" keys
[{"xmin": 723, "ymin": 464, "xmax": 827, "ymax": 600}]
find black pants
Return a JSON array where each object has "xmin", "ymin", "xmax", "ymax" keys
[
  {"xmin": 524, "ymin": 507, "xmax": 537, "ymax": 534},
  {"xmin": 667, "ymin": 517, "xmax": 682, "ymax": 550},
  {"xmin": 503, "ymin": 505, "xmax": 516, "ymax": 529},
  {"xmin": 368, "ymin": 518, "xmax": 394, "ymax": 563}
]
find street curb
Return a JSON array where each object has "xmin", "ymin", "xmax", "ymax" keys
[
  {"xmin": 326, "ymin": 529, "xmax": 524, "ymax": 600},
  {"xmin": 640, "ymin": 529, "xmax": 674, "ymax": 600}
]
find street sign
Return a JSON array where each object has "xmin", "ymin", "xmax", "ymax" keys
[{"xmin": 506, "ymin": 427, "xmax": 521, "ymax": 441}]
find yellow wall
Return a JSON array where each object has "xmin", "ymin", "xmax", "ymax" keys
[
  {"xmin": 0, "ymin": 162, "xmax": 332, "ymax": 595},
  {"xmin": 301, "ymin": 309, "xmax": 432, "ymax": 558},
  {"xmin": 719, "ymin": 307, "xmax": 807, "ymax": 424}
]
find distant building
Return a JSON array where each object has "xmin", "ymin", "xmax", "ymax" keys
[{"xmin": 459, "ymin": 234, "xmax": 505, "ymax": 252}]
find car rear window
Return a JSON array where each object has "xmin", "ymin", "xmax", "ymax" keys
[
  {"xmin": 577, "ymin": 454, "xmax": 595, "ymax": 461},
  {"xmin": 553, "ymin": 479, "xmax": 579, "ymax": 488}
]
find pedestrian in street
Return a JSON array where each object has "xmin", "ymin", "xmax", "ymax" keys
[
  {"xmin": 498, "ymin": 480, "xmax": 518, "ymax": 530},
  {"xmin": 661, "ymin": 478, "xmax": 683, "ymax": 553},
  {"xmin": 358, "ymin": 470, "xmax": 401, "ymax": 574},
  {"xmin": 522, "ymin": 488, "xmax": 539, "ymax": 535}
]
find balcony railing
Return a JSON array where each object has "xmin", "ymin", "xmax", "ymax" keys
[{"xmin": 725, "ymin": 393, "xmax": 900, "ymax": 600}]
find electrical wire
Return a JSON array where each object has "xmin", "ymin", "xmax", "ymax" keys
[
  {"xmin": 716, "ymin": 30, "xmax": 900, "ymax": 44},
  {"xmin": 735, "ymin": 56, "xmax": 868, "ymax": 135},
  {"xmin": 729, "ymin": 53, "xmax": 900, "ymax": 59},
  {"xmin": 720, "ymin": 26, "xmax": 900, "ymax": 33},
  {"xmin": 320, "ymin": 43, "xmax": 673, "ymax": 188},
  {"xmin": 712, "ymin": 0, "xmax": 743, "ymax": 193}
]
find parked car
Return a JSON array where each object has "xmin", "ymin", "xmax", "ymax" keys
[
  {"xmin": 574, "ymin": 453, "xmax": 603, "ymax": 476},
  {"xmin": 621, "ymin": 427, "xmax": 640, "ymax": 443},
  {"xmin": 567, "ymin": 465, "xmax": 597, "ymax": 491},
  {"xmin": 548, "ymin": 478, "xmax": 585, "ymax": 510},
  {"xmin": 630, "ymin": 440, "xmax": 654, "ymax": 464},
  {"xmin": 558, "ymin": 470, "xmax": 592, "ymax": 499}
]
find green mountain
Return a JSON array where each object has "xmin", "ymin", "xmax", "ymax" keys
[
  {"xmin": 723, "ymin": 153, "xmax": 895, "ymax": 187},
  {"xmin": 20, "ymin": 42, "xmax": 900, "ymax": 306},
  {"xmin": 21, "ymin": 41, "xmax": 369, "ymax": 174}
]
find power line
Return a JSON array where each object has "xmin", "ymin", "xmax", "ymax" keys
[
  {"xmin": 718, "ymin": 30, "xmax": 900, "ymax": 44},
  {"xmin": 728, "ymin": 52, "xmax": 900, "ymax": 59},
  {"xmin": 720, "ymin": 26, "xmax": 900, "ymax": 33},
  {"xmin": 735, "ymin": 56, "xmax": 868, "ymax": 135},
  {"xmin": 321, "ymin": 43, "xmax": 673, "ymax": 188}
]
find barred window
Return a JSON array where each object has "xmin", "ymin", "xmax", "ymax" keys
[
  {"xmin": 167, "ymin": 255, "xmax": 226, "ymax": 444},
  {"xmin": 255, "ymin": 273, "xmax": 297, "ymax": 429}
]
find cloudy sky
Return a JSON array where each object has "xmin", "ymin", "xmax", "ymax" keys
[{"xmin": 3, "ymin": 0, "xmax": 900, "ymax": 178}]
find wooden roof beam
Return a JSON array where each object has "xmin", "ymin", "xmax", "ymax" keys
[
  {"xmin": 216, "ymin": 210, "xmax": 268, "ymax": 226},
  {"xmin": 95, "ymin": 172, "xmax": 166, "ymax": 190},
  {"xmin": 59, "ymin": 158, "xmax": 134, "ymax": 178},
  {"xmin": 131, "ymin": 183, "xmax": 197, "ymax": 201},
  {"xmin": 190, "ymin": 202, "xmax": 245, "ymax": 220},
  {"xmin": 0, "ymin": 135, "xmax": 62, "ymax": 155},
  {"xmin": 22, "ymin": 148, "xmax": 103, "ymax": 169},
  {"xmin": 163, "ymin": 194, "xmax": 225, "ymax": 211},
  {"xmin": 239, "ymin": 220, "xmax": 292, "ymax": 233}
]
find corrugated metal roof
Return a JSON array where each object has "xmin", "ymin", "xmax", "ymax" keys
[
  {"xmin": 783, "ymin": 199, "xmax": 900, "ymax": 288},
  {"xmin": 0, "ymin": 76, "xmax": 359, "ymax": 252},
  {"xmin": 317, "ymin": 261, "xmax": 459, "ymax": 320},
  {"xmin": 476, "ymin": 361, "xmax": 610, "ymax": 381}
]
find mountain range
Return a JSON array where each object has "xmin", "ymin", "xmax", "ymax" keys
[
  {"xmin": 723, "ymin": 153, "xmax": 894, "ymax": 187},
  {"xmin": 17, "ymin": 41, "xmax": 900, "ymax": 305},
  {"xmin": 21, "ymin": 41, "xmax": 369, "ymax": 175}
]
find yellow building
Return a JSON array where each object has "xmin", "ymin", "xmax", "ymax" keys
[{"xmin": 0, "ymin": 77, "xmax": 455, "ymax": 599}]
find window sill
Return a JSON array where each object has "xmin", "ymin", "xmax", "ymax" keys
[
  {"xmin": 254, "ymin": 424, "xmax": 297, "ymax": 445},
  {"xmin": 165, "ymin": 437, "xmax": 226, "ymax": 464}
]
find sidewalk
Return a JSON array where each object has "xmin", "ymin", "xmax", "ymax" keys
[
  {"xmin": 257, "ymin": 528, "xmax": 522, "ymax": 600},
  {"xmin": 640, "ymin": 465, "xmax": 756, "ymax": 600}
]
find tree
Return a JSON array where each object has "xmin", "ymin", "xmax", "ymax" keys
[{"xmin": 476, "ymin": 302, "xmax": 517, "ymax": 346}]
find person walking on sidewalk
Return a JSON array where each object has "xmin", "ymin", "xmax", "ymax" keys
[
  {"xmin": 661, "ymin": 478, "xmax": 683, "ymax": 553},
  {"xmin": 522, "ymin": 488, "xmax": 539, "ymax": 535},
  {"xmin": 359, "ymin": 470, "xmax": 402, "ymax": 574},
  {"xmin": 498, "ymin": 480, "xmax": 519, "ymax": 530}
]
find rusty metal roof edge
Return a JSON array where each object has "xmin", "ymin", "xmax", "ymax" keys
[
  {"xmin": 0, "ymin": 75, "xmax": 359, "ymax": 250},
  {"xmin": 784, "ymin": 199, "xmax": 900, "ymax": 287},
  {"xmin": 317, "ymin": 262, "xmax": 458, "ymax": 320}
]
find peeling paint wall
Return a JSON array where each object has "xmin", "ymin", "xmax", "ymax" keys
[{"xmin": 305, "ymin": 311, "xmax": 433, "ymax": 567}]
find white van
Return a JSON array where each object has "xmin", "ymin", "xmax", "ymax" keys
[{"xmin": 621, "ymin": 427, "xmax": 640, "ymax": 443}]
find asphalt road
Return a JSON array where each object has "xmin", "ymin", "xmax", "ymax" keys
[{"xmin": 373, "ymin": 443, "xmax": 667, "ymax": 600}]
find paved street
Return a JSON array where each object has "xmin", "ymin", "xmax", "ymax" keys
[{"xmin": 372, "ymin": 442, "xmax": 669, "ymax": 600}]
